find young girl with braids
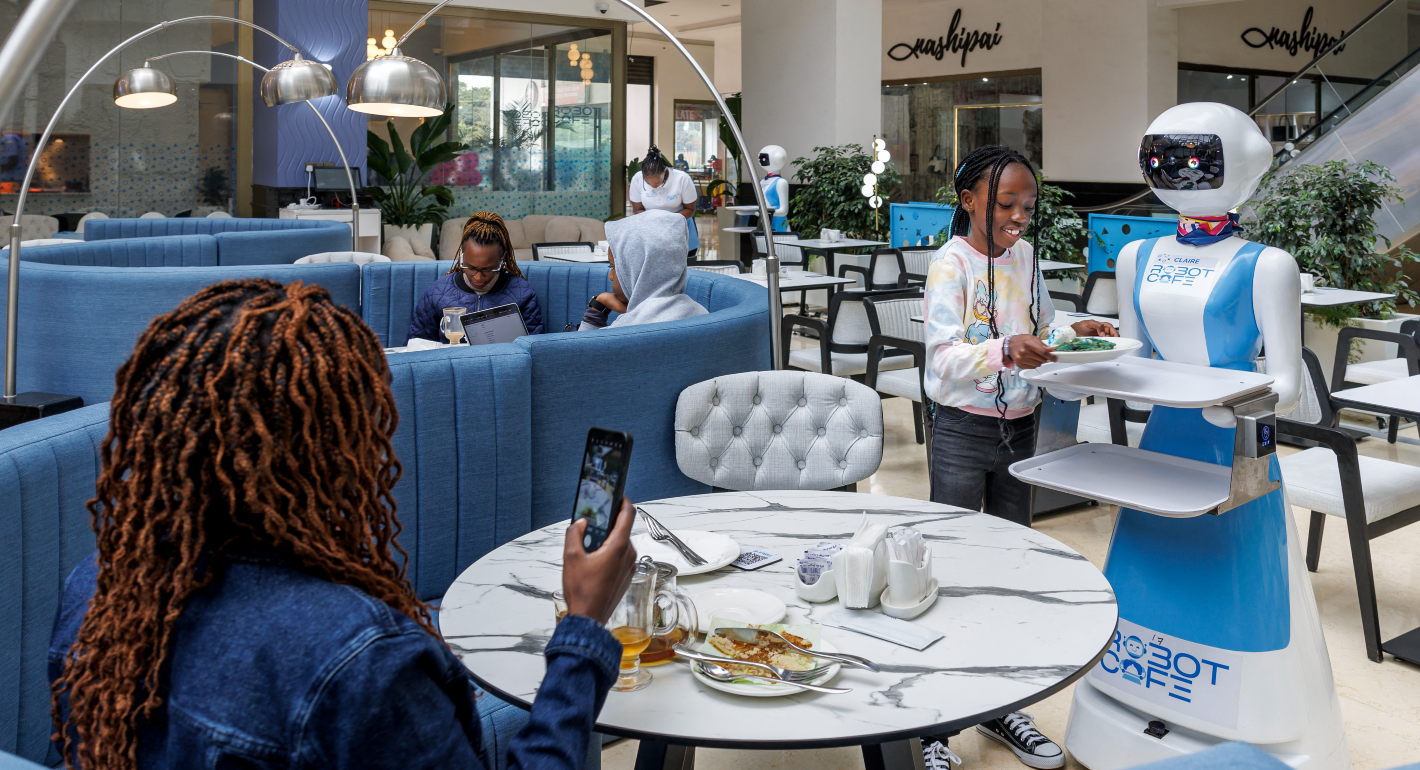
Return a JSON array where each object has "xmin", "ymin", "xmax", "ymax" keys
[
  {"xmin": 409, "ymin": 211, "xmax": 544, "ymax": 342},
  {"xmin": 48, "ymin": 279, "xmax": 638, "ymax": 770},
  {"xmin": 921, "ymin": 147, "xmax": 1115, "ymax": 767}
]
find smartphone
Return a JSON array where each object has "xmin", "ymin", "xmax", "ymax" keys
[{"xmin": 572, "ymin": 428, "xmax": 633, "ymax": 552}]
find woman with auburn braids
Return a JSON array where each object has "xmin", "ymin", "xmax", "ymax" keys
[{"xmin": 47, "ymin": 278, "xmax": 636, "ymax": 770}]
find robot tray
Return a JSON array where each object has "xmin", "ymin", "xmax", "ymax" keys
[
  {"xmin": 1008, "ymin": 443, "xmax": 1232, "ymax": 517},
  {"xmin": 1021, "ymin": 357, "xmax": 1273, "ymax": 408}
]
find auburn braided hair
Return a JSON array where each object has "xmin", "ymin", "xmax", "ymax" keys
[
  {"xmin": 448, "ymin": 211, "xmax": 523, "ymax": 279},
  {"xmin": 51, "ymin": 278, "xmax": 432, "ymax": 770},
  {"xmin": 949, "ymin": 145, "xmax": 1041, "ymax": 424}
]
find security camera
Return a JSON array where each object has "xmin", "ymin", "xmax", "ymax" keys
[{"xmin": 596, "ymin": 2, "xmax": 609, "ymax": 13}]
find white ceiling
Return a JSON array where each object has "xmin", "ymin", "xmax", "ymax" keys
[{"xmin": 630, "ymin": 0, "xmax": 741, "ymax": 37}]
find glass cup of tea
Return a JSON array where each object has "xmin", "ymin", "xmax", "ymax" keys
[
  {"xmin": 609, "ymin": 559, "xmax": 687, "ymax": 691},
  {"xmin": 552, "ymin": 590, "xmax": 569, "ymax": 624},
  {"xmin": 639, "ymin": 560, "xmax": 700, "ymax": 667},
  {"xmin": 439, "ymin": 307, "xmax": 468, "ymax": 345}
]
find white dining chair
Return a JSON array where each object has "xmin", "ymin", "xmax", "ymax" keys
[
  {"xmin": 139, "ymin": 211, "xmax": 166, "ymax": 219},
  {"xmin": 75, "ymin": 211, "xmax": 108, "ymax": 234},
  {"xmin": 206, "ymin": 211, "xmax": 234, "ymax": 218},
  {"xmin": 294, "ymin": 252, "xmax": 390, "ymax": 265}
]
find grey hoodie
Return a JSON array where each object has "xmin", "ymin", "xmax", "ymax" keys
[{"xmin": 581, "ymin": 209, "xmax": 708, "ymax": 330}]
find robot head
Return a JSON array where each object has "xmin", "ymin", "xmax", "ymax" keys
[
  {"xmin": 1138, "ymin": 103, "xmax": 1272, "ymax": 217},
  {"xmin": 758, "ymin": 145, "xmax": 786, "ymax": 173}
]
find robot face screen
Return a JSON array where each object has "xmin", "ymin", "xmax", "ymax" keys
[
  {"xmin": 1139, "ymin": 134, "xmax": 1225, "ymax": 191},
  {"xmin": 759, "ymin": 152, "xmax": 771, "ymax": 167}
]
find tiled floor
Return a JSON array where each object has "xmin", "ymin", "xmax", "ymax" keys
[{"xmin": 604, "ymin": 390, "xmax": 1420, "ymax": 770}]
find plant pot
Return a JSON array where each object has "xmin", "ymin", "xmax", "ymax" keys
[
  {"xmin": 1303, "ymin": 311, "xmax": 1419, "ymax": 388},
  {"xmin": 384, "ymin": 224, "xmax": 434, "ymax": 249}
]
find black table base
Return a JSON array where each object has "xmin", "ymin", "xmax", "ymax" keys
[
  {"xmin": 635, "ymin": 738, "xmax": 926, "ymax": 770},
  {"xmin": 1383, "ymin": 627, "xmax": 1420, "ymax": 667}
]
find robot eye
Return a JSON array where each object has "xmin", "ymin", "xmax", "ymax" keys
[
  {"xmin": 1149, "ymin": 157, "xmax": 1160, "ymax": 169},
  {"xmin": 1188, "ymin": 157, "xmax": 1200, "ymax": 169}
]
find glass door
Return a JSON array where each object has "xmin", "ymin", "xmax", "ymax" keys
[
  {"xmin": 450, "ymin": 56, "xmax": 495, "ymax": 190},
  {"xmin": 496, "ymin": 46, "xmax": 550, "ymax": 191}
]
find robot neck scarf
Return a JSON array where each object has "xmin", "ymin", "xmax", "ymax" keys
[{"xmin": 1176, "ymin": 212, "xmax": 1240, "ymax": 246}]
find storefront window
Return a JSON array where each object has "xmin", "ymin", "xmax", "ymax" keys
[
  {"xmin": 672, "ymin": 101, "xmax": 719, "ymax": 170},
  {"xmin": 369, "ymin": 5, "xmax": 618, "ymax": 221},
  {"xmin": 881, "ymin": 73, "xmax": 1042, "ymax": 204}
]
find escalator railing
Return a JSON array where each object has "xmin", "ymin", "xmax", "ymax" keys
[{"xmin": 1273, "ymin": 42, "xmax": 1420, "ymax": 164}]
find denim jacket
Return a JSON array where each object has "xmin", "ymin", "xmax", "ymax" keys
[{"xmin": 49, "ymin": 551, "xmax": 622, "ymax": 770}]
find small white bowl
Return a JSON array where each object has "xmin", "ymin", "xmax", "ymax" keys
[
  {"xmin": 794, "ymin": 567, "xmax": 838, "ymax": 603},
  {"xmin": 879, "ymin": 578, "xmax": 939, "ymax": 620}
]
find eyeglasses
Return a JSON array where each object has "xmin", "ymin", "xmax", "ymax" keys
[{"xmin": 461, "ymin": 265, "xmax": 504, "ymax": 278}]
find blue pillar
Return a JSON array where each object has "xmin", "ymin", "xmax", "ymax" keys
[{"xmin": 252, "ymin": 0, "xmax": 368, "ymax": 189}]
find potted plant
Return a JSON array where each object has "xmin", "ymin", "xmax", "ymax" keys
[
  {"xmin": 366, "ymin": 103, "xmax": 468, "ymax": 249},
  {"xmin": 788, "ymin": 143, "xmax": 903, "ymax": 240},
  {"xmin": 1244, "ymin": 159, "xmax": 1420, "ymax": 378}
]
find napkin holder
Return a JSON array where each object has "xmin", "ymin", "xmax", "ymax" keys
[
  {"xmin": 832, "ymin": 540, "xmax": 888, "ymax": 609},
  {"xmin": 793, "ymin": 566, "xmax": 838, "ymax": 603},
  {"xmin": 886, "ymin": 544, "xmax": 933, "ymax": 607}
]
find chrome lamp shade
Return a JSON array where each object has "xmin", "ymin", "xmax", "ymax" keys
[
  {"xmin": 260, "ymin": 55, "xmax": 338, "ymax": 106},
  {"xmin": 112, "ymin": 65, "xmax": 176, "ymax": 109},
  {"xmin": 345, "ymin": 49, "xmax": 445, "ymax": 117}
]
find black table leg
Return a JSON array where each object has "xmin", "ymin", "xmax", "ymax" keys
[
  {"xmin": 862, "ymin": 738, "xmax": 925, "ymax": 770},
  {"xmin": 634, "ymin": 741, "xmax": 695, "ymax": 770}
]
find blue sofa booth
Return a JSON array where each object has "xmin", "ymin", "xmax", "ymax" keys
[
  {"xmin": 0, "ymin": 262, "xmax": 768, "ymax": 764},
  {"xmin": 82, "ymin": 217, "xmax": 350, "ymax": 266}
]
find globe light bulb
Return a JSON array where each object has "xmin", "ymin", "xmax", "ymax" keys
[
  {"xmin": 869, "ymin": 195, "xmax": 883, "ymax": 209},
  {"xmin": 871, "ymin": 160, "xmax": 885, "ymax": 174},
  {"xmin": 863, "ymin": 173, "xmax": 877, "ymax": 186},
  {"xmin": 877, "ymin": 150, "xmax": 891, "ymax": 163},
  {"xmin": 569, "ymin": 51, "xmax": 580, "ymax": 63},
  {"xmin": 861, "ymin": 184, "xmax": 874, "ymax": 197},
  {"xmin": 382, "ymin": 30, "xmax": 397, "ymax": 49},
  {"xmin": 874, "ymin": 138, "xmax": 886, "ymax": 151}
]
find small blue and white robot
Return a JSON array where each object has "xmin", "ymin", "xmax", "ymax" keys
[
  {"xmin": 758, "ymin": 145, "xmax": 790, "ymax": 232},
  {"xmin": 1064, "ymin": 103, "xmax": 1350, "ymax": 770}
]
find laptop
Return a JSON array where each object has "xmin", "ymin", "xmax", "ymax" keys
[{"xmin": 460, "ymin": 303, "xmax": 529, "ymax": 346}]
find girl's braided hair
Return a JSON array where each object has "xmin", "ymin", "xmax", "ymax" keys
[
  {"xmin": 949, "ymin": 145, "xmax": 1041, "ymax": 421},
  {"xmin": 51, "ymin": 279, "xmax": 431, "ymax": 770},
  {"xmin": 449, "ymin": 211, "xmax": 523, "ymax": 279}
]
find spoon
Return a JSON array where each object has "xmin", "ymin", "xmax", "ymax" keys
[{"xmin": 694, "ymin": 660, "xmax": 851, "ymax": 694}]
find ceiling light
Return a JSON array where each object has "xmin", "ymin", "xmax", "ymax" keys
[
  {"xmin": 346, "ymin": 48, "xmax": 446, "ymax": 117},
  {"xmin": 1226, "ymin": 75, "xmax": 1233, "ymax": 79},
  {"xmin": 982, "ymin": 77, "xmax": 988, "ymax": 82},
  {"xmin": 260, "ymin": 55, "xmax": 339, "ymax": 106}
]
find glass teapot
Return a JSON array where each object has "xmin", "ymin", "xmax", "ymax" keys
[{"xmin": 638, "ymin": 557, "xmax": 700, "ymax": 666}]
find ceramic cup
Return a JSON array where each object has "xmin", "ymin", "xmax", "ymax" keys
[
  {"xmin": 886, "ymin": 544, "xmax": 933, "ymax": 607},
  {"xmin": 752, "ymin": 258, "xmax": 767, "ymax": 275},
  {"xmin": 1300, "ymin": 273, "xmax": 1316, "ymax": 294}
]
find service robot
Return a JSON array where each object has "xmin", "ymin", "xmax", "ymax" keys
[
  {"xmin": 1063, "ymin": 103, "xmax": 1349, "ymax": 770},
  {"xmin": 757, "ymin": 145, "xmax": 790, "ymax": 232}
]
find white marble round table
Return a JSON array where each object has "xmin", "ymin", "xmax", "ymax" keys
[{"xmin": 439, "ymin": 491, "xmax": 1117, "ymax": 767}]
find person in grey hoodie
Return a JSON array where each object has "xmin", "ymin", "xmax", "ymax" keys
[{"xmin": 579, "ymin": 208, "xmax": 708, "ymax": 330}]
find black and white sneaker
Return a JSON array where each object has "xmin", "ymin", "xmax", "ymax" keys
[
  {"xmin": 976, "ymin": 712, "xmax": 1064, "ymax": 769},
  {"xmin": 922, "ymin": 739, "xmax": 963, "ymax": 770}
]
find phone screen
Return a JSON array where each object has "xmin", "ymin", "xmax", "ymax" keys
[{"xmin": 572, "ymin": 429, "xmax": 632, "ymax": 552}]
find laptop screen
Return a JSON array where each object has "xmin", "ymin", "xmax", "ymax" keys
[{"xmin": 460, "ymin": 303, "xmax": 529, "ymax": 346}]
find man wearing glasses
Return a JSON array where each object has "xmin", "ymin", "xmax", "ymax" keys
[{"xmin": 408, "ymin": 212, "xmax": 545, "ymax": 342}]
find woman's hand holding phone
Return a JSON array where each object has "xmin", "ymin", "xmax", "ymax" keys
[{"xmin": 562, "ymin": 499, "xmax": 637, "ymax": 624}]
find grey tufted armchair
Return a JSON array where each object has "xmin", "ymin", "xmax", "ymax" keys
[{"xmin": 674, "ymin": 371, "xmax": 884, "ymax": 492}]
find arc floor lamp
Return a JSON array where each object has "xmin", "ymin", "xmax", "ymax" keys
[
  {"xmin": 341, "ymin": 0, "xmax": 787, "ymax": 368},
  {"xmin": 0, "ymin": 15, "xmax": 359, "ymax": 421}
]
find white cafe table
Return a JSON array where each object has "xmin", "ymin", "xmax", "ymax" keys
[
  {"xmin": 1038, "ymin": 260, "xmax": 1086, "ymax": 274},
  {"xmin": 439, "ymin": 491, "xmax": 1117, "ymax": 770},
  {"xmin": 730, "ymin": 270, "xmax": 856, "ymax": 293},
  {"xmin": 278, "ymin": 206, "xmax": 382, "ymax": 254},
  {"xmin": 911, "ymin": 312, "xmax": 1119, "ymax": 329},
  {"xmin": 778, "ymin": 238, "xmax": 891, "ymax": 281},
  {"xmin": 1331, "ymin": 375, "xmax": 1420, "ymax": 423},
  {"xmin": 541, "ymin": 251, "xmax": 609, "ymax": 264},
  {"xmin": 1299, "ymin": 287, "xmax": 1396, "ymax": 343}
]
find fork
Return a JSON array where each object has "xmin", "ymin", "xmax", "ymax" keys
[
  {"xmin": 695, "ymin": 660, "xmax": 850, "ymax": 694},
  {"xmin": 637, "ymin": 508, "xmax": 707, "ymax": 565},
  {"xmin": 673, "ymin": 646, "xmax": 835, "ymax": 683}
]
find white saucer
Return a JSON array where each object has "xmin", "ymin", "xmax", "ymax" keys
[
  {"xmin": 691, "ymin": 639, "xmax": 841, "ymax": 697},
  {"xmin": 688, "ymin": 588, "xmax": 786, "ymax": 630},
  {"xmin": 631, "ymin": 530, "xmax": 739, "ymax": 576},
  {"xmin": 879, "ymin": 578, "xmax": 939, "ymax": 620}
]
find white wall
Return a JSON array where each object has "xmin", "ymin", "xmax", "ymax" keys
[
  {"xmin": 629, "ymin": 35, "xmax": 716, "ymax": 158},
  {"xmin": 742, "ymin": 0, "xmax": 883, "ymax": 178},
  {"xmin": 1178, "ymin": 0, "xmax": 1406, "ymax": 80},
  {"xmin": 706, "ymin": 25, "xmax": 742, "ymax": 94},
  {"xmin": 881, "ymin": 0, "xmax": 1042, "ymax": 80}
]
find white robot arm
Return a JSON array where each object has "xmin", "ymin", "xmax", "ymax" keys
[{"xmin": 1255, "ymin": 246, "xmax": 1303, "ymax": 413}]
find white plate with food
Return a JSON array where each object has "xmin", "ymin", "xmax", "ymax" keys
[
  {"xmin": 687, "ymin": 588, "xmax": 787, "ymax": 629},
  {"xmin": 691, "ymin": 628, "xmax": 841, "ymax": 697},
  {"xmin": 630, "ymin": 530, "xmax": 740, "ymax": 576},
  {"xmin": 1045, "ymin": 327, "xmax": 1143, "ymax": 364}
]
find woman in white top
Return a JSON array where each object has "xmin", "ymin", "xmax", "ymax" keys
[{"xmin": 628, "ymin": 145, "xmax": 700, "ymax": 257}]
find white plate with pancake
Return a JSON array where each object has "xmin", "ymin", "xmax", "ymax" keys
[
  {"xmin": 687, "ymin": 588, "xmax": 786, "ymax": 630},
  {"xmin": 630, "ymin": 530, "xmax": 739, "ymax": 576},
  {"xmin": 690, "ymin": 638, "xmax": 842, "ymax": 697}
]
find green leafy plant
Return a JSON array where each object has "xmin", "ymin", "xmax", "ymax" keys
[
  {"xmin": 626, "ymin": 156, "xmax": 641, "ymax": 186},
  {"xmin": 788, "ymin": 144, "xmax": 902, "ymax": 239},
  {"xmin": 933, "ymin": 174, "xmax": 1087, "ymax": 264},
  {"xmin": 365, "ymin": 104, "xmax": 469, "ymax": 228},
  {"xmin": 1244, "ymin": 159, "xmax": 1420, "ymax": 327},
  {"xmin": 718, "ymin": 93, "xmax": 742, "ymax": 182},
  {"xmin": 198, "ymin": 166, "xmax": 229, "ymax": 207}
]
